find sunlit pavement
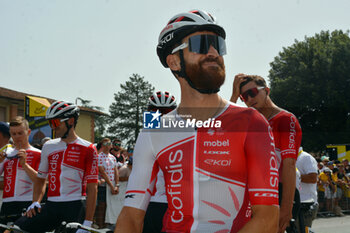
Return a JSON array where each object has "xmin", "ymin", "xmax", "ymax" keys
[{"xmin": 310, "ymin": 215, "xmax": 350, "ymax": 233}]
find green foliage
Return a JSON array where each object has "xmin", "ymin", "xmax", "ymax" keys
[
  {"xmin": 108, "ymin": 74, "xmax": 154, "ymax": 147},
  {"xmin": 269, "ymin": 30, "xmax": 350, "ymax": 152}
]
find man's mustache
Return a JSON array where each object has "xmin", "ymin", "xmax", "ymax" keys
[{"xmin": 199, "ymin": 57, "xmax": 224, "ymax": 69}]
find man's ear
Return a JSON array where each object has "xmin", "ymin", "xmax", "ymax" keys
[
  {"xmin": 166, "ymin": 54, "xmax": 181, "ymax": 72},
  {"xmin": 68, "ymin": 117, "xmax": 75, "ymax": 126},
  {"xmin": 265, "ymin": 87, "xmax": 270, "ymax": 96}
]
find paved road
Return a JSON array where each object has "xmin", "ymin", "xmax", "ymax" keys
[{"xmin": 310, "ymin": 215, "xmax": 350, "ymax": 233}]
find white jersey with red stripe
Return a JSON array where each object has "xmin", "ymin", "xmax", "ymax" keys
[
  {"xmin": 0, "ymin": 146, "xmax": 41, "ymax": 202},
  {"xmin": 125, "ymin": 103, "xmax": 279, "ymax": 233},
  {"xmin": 37, "ymin": 137, "xmax": 98, "ymax": 202}
]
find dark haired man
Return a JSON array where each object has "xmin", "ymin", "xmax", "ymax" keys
[{"xmin": 231, "ymin": 74, "xmax": 302, "ymax": 233}]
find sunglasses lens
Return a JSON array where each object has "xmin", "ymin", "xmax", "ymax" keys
[
  {"xmin": 241, "ymin": 88, "xmax": 259, "ymax": 102},
  {"xmin": 188, "ymin": 35, "xmax": 226, "ymax": 55}
]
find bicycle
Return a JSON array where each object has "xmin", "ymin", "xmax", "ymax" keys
[
  {"xmin": 65, "ymin": 222, "xmax": 113, "ymax": 233},
  {"xmin": 0, "ymin": 221, "xmax": 112, "ymax": 233}
]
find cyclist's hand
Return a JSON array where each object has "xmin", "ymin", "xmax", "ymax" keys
[
  {"xmin": 76, "ymin": 220, "xmax": 92, "ymax": 233},
  {"xmin": 18, "ymin": 149, "xmax": 27, "ymax": 166},
  {"xmin": 278, "ymin": 207, "xmax": 292, "ymax": 233},
  {"xmin": 0, "ymin": 152, "xmax": 5, "ymax": 163},
  {"xmin": 76, "ymin": 229, "xmax": 89, "ymax": 233},
  {"xmin": 26, "ymin": 201, "xmax": 41, "ymax": 218},
  {"xmin": 230, "ymin": 73, "xmax": 247, "ymax": 103}
]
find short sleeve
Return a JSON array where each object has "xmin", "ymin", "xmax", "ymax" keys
[
  {"xmin": 84, "ymin": 144, "xmax": 99, "ymax": 183},
  {"xmin": 37, "ymin": 144, "xmax": 49, "ymax": 179},
  {"xmin": 276, "ymin": 114, "xmax": 302, "ymax": 161},
  {"xmin": 245, "ymin": 111, "xmax": 279, "ymax": 205}
]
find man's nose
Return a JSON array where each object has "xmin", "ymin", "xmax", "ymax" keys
[{"xmin": 206, "ymin": 45, "xmax": 219, "ymax": 57}]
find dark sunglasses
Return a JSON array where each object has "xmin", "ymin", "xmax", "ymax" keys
[
  {"xmin": 103, "ymin": 142, "xmax": 112, "ymax": 146},
  {"xmin": 48, "ymin": 118, "xmax": 69, "ymax": 129},
  {"xmin": 240, "ymin": 86, "xmax": 265, "ymax": 102},
  {"xmin": 113, "ymin": 143, "xmax": 121, "ymax": 146},
  {"xmin": 172, "ymin": 34, "xmax": 226, "ymax": 56}
]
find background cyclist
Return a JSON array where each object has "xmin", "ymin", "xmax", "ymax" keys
[
  {"xmin": 16, "ymin": 101, "xmax": 99, "ymax": 233},
  {"xmin": 142, "ymin": 91, "xmax": 176, "ymax": 233}
]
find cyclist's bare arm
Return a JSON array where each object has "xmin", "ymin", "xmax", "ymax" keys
[
  {"xmin": 26, "ymin": 177, "xmax": 46, "ymax": 217},
  {"xmin": 279, "ymin": 158, "xmax": 296, "ymax": 233},
  {"xmin": 115, "ymin": 206, "xmax": 145, "ymax": 233},
  {"xmin": 85, "ymin": 182, "xmax": 98, "ymax": 222},
  {"xmin": 238, "ymin": 205, "xmax": 279, "ymax": 233}
]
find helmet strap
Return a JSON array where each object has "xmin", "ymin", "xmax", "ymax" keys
[
  {"xmin": 173, "ymin": 50, "xmax": 220, "ymax": 94},
  {"xmin": 61, "ymin": 121, "xmax": 72, "ymax": 139}
]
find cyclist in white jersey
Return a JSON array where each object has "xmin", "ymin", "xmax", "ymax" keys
[
  {"xmin": 0, "ymin": 121, "xmax": 11, "ymax": 209},
  {"xmin": 142, "ymin": 91, "xmax": 176, "ymax": 233},
  {"xmin": 115, "ymin": 10, "xmax": 279, "ymax": 233},
  {"xmin": 16, "ymin": 101, "xmax": 99, "ymax": 233},
  {"xmin": 0, "ymin": 117, "xmax": 41, "ymax": 229}
]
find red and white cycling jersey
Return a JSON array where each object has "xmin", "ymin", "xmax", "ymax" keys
[
  {"xmin": 268, "ymin": 110, "xmax": 302, "ymax": 178},
  {"xmin": 37, "ymin": 137, "xmax": 98, "ymax": 202},
  {"xmin": 0, "ymin": 146, "xmax": 41, "ymax": 202},
  {"xmin": 125, "ymin": 103, "xmax": 279, "ymax": 233}
]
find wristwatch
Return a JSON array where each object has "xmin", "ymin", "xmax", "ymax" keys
[{"xmin": 116, "ymin": 184, "xmax": 120, "ymax": 187}]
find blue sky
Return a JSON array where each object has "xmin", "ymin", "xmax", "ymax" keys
[{"xmin": 1, "ymin": 0, "xmax": 349, "ymax": 111}]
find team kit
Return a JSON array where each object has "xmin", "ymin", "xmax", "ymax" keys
[{"xmin": 0, "ymin": 9, "xmax": 306, "ymax": 233}]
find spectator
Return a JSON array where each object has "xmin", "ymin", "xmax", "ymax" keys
[
  {"xmin": 337, "ymin": 164, "xmax": 350, "ymax": 202},
  {"xmin": 332, "ymin": 167, "xmax": 345, "ymax": 216},
  {"xmin": 111, "ymin": 139, "xmax": 121, "ymax": 154},
  {"xmin": 106, "ymin": 157, "xmax": 132, "ymax": 231},
  {"xmin": 318, "ymin": 168, "xmax": 336, "ymax": 215},
  {"xmin": 342, "ymin": 159, "xmax": 350, "ymax": 174},
  {"xmin": 96, "ymin": 138, "xmax": 119, "ymax": 229},
  {"xmin": 296, "ymin": 147, "xmax": 318, "ymax": 232}
]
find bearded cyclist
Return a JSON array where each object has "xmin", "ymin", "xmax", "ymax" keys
[
  {"xmin": 115, "ymin": 10, "xmax": 279, "ymax": 233},
  {"xmin": 15, "ymin": 101, "xmax": 98, "ymax": 233}
]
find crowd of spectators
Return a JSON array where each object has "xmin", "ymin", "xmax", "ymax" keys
[{"xmin": 315, "ymin": 154, "xmax": 350, "ymax": 216}]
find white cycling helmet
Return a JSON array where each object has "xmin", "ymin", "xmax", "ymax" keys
[
  {"xmin": 148, "ymin": 91, "xmax": 177, "ymax": 109},
  {"xmin": 46, "ymin": 101, "xmax": 80, "ymax": 120},
  {"xmin": 157, "ymin": 9, "xmax": 226, "ymax": 68}
]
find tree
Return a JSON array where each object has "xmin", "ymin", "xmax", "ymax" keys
[
  {"xmin": 108, "ymin": 74, "xmax": 154, "ymax": 147},
  {"xmin": 76, "ymin": 98, "xmax": 108, "ymax": 143},
  {"xmin": 269, "ymin": 30, "xmax": 350, "ymax": 152}
]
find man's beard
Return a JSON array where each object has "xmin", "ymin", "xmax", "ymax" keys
[{"xmin": 185, "ymin": 57, "xmax": 226, "ymax": 91}]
